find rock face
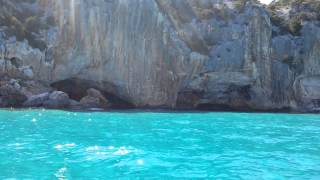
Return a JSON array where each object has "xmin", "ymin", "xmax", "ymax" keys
[
  {"xmin": 0, "ymin": 82, "xmax": 27, "ymax": 107},
  {"xmin": 294, "ymin": 76, "xmax": 320, "ymax": 112},
  {"xmin": 0, "ymin": 0, "xmax": 320, "ymax": 112}
]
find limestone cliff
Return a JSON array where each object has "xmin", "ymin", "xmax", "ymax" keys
[{"xmin": 0, "ymin": 0, "xmax": 320, "ymax": 112}]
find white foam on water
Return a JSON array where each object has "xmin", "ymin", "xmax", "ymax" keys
[
  {"xmin": 55, "ymin": 167, "xmax": 68, "ymax": 179},
  {"xmin": 65, "ymin": 143, "xmax": 76, "ymax": 147},
  {"xmin": 55, "ymin": 143, "xmax": 76, "ymax": 150},
  {"xmin": 8, "ymin": 142, "xmax": 25, "ymax": 148},
  {"xmin": 137, "ymin": 159, "xmax": 144, "ymax": 165},
  {"xmin": 32, "ymin": 118, "xmax": 37, "ymax": 122},
  {"xmin": 86, "ymin": 145, "xmax": 100, "ymax": 151},
  {"xmin": 83, "ymin": 145, "xmax": 137, "ymax": 162},
  {"xmin": 55, "ymin": 144, "xmax": 63, "ymax": 149},
  {"xmin": 96, "ymin": 152, "xmax": 107, "ymax": 155},
  {"xmin": 114, "ymin": 146, "xmax": 131, "ymax": 156},
  {"xmin": 59, "ymin": 167, "xmax": 67, "ymax": 173}
]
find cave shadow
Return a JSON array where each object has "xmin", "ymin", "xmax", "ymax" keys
[{"xmin": 51, "ymin": 78, "xmax": 135, "ymax": 109}]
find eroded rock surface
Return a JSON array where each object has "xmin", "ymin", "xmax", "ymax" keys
[
  {"xmin": 0, "ymin": 0, "xmax": 320, "ymax": 112},
  {"xmin": 0, "ymin": 82, "xmax": 27, "ymax": 107},
  {"xmin": 79, "ymin": 88, "xmax": 110, "ymax": 109},
  {"xmin": 295, "ymin": 76, "xmax": 320, "ymax": 112}
]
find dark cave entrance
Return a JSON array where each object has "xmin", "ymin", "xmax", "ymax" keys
[{"xmin": 51, "ymin": 78, "xmax": 135, "ymax": 109}]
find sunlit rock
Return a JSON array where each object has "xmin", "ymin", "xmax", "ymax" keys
[{"xmin": 0, "ymin": 0, "xmax": 320, "ymax": 112}]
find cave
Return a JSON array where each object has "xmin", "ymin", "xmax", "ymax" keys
[{"xmin": 51, "ymin": 78, "xmax": 135, "ymax": 109}]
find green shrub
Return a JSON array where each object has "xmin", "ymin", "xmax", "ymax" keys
[
  {"xmin": 269, "ymin": 0, "xmax": 320, "ymax": 36},
  {"xmin": 0, "ymin": 0, "xmax": 56, "ymax": 50},
  {"xmin": 9, "ymin": 16, "xmax": 26, "ymax": 39},
  {"xmin": 234, "ymin": 0, "xmax": 247, "ymax": 10},
  {"xmin": 288, "ymin": 16, "xmax": 302, "ymax": 36},
  {"xmin": 24, "ymin": 16, "xmax": 39, "ymax": 33}
]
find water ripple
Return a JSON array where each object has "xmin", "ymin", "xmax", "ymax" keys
[{"xmin": 0, "ymin": 110, "xmax": 319, "ymax": 179}]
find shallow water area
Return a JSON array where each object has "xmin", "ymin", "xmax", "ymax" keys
[{"xmin": 0, "ymin": 109, "xmax": 319, "ymax": 179}]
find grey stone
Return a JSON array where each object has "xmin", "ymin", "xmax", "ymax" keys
[
  {"xmin": 24, "ymin": 91, "xmax": 71, "ymax": 109},
  {"xmin": 23, "ymin": 93, "xmax": 50, "ymax": 107},
  {"xmin": 80, "ymin": 88, "xmax": 110, "ymax": 109},
  {"xmin": 43, "ymin": 91, "xmax": 70, "ymax": 109},
  {"xmin": 19, "ymin": 66, "xmax": 34, "ymax": 79},
  {"xmin": 0, "ymin": 83, "xmax": 27, "ymax": 107},
  {"xmin": 0, "ymin": 0, "xmax": 320, "ymax": 112},
  {"xmin": 294, "ymin": 76, "xmax": 320, "ymax": 112}
]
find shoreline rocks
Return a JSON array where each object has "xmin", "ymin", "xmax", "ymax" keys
[
  {"xmin": 22, "ymin": 88, "xmax": 111, "ymax": 110},
  {"xmin": 79, "ymin": 88, "xmax": 110, "ymax": 109},
  {"xmin": 23, "ymin": 91, "xmax": 71, "ymax": 109},
  {"xmin": 0, "ymin": 82, "xmax": 27, "ymax": 107}
]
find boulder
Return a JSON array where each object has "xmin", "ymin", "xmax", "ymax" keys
[
  {"xmin": 18, "ymin": 66, "xmax": 34, "ymax": 79},
  {"xmin": 9, "ymin": 79, "xmax": 21, "ymax": 90},
  {"xmin": 23, "ymin": 92, "xmax": 50, "ymax": 107},
  {"xmin": 43, "ymin": 91, "xmax": 70, "ymax": 108},
  {"xmin": 24, "ymin": 91, "xmax": 71, "ymax": 109},
  {"xmin": 80, "ymin": 88, "xmax": 110, "ymax": 108}
]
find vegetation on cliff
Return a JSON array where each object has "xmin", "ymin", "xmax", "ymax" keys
[
  {"xmin": 0, "ymin": 0, "xmax": 54, "ymax": 50},
  {"xmin": 0, "ymin": 0, "xmax": 320, "ymax": 112},
  {"xmin": 269, "ymin": 0, "xmax": 320, "ymax": 35}
]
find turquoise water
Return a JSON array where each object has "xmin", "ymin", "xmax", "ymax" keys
[{"xmin": 0, "ymin": 110, "xmax": 319, "ymax": 179}]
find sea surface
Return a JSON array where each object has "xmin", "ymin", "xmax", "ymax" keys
[{"xmin": 0, "ymin": 109, "xmax": 319, "ymax": 179}]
